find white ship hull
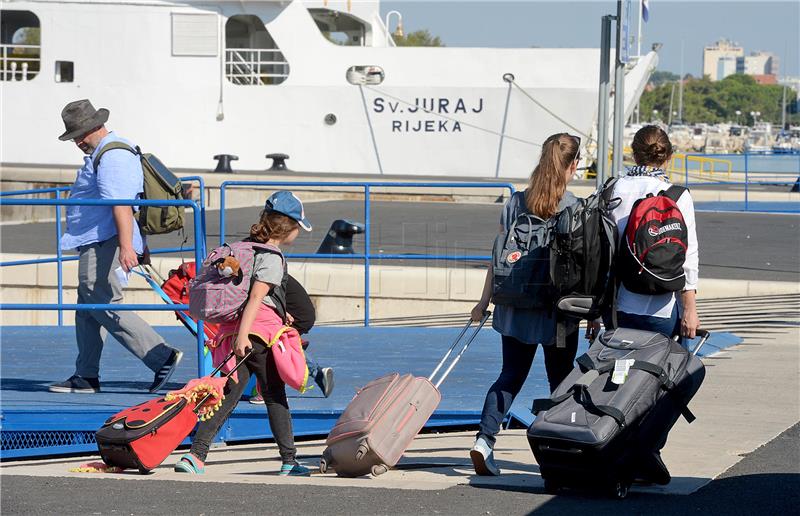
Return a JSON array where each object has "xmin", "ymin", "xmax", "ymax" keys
[{"xmin": 1, "ymin": 0, "xmax": 656, "ymax": 178}]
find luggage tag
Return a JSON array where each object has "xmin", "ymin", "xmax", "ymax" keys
[{"xmin": 611, "ymin": 359, "xmax": 635, "ymax": 385}]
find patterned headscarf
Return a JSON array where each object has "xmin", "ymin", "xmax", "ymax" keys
[{"xmin": 624, "ymin": 165, "xmax": 671, "ymax": 182}]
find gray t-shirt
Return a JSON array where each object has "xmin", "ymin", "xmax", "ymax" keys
[
  {"xmin": 492, "ymin": 189, "xmax": 578, "ymax": 345},
  {"xmin": 252, "ymin": 252, "xmax": 284, "ymax": 308}
]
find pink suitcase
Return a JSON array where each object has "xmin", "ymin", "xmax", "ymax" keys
[{"xmin": 319, "ymin": 313, "xmax": 490, "ymax": 477}]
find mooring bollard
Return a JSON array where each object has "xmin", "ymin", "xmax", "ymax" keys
[
  {"xmin": 316, "ymin": 219, "xmax": 366, "ymax": 254},
  {"xmin": 212, "ymin": 154, "xmax": 238, "ymax": 173},
  {"xmin": 266, "ymin": 153, "xmax": 290, "ymax": 172}
]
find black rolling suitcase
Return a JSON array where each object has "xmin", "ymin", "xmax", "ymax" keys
[{"xmin": 527, "ymin": 328, "xmax": 709, "ymax": 498}]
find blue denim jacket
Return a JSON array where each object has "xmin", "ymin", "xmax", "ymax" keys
[
  {"xmin": 60, "ymin": 132, "xmax": 144, "ymax": 254},
  {"xmin": 492, "ymin": 189, "xmax": 578, "ymax": 345}
]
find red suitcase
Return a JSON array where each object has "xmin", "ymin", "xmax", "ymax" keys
[{"xmin": 95, "ymin": 351, "xmax": 246, "ymax": 473}]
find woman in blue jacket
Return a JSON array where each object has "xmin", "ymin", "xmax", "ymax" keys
[{"xmin": 469, "ymin": 133, "xmax": 586, "ymax": 476}]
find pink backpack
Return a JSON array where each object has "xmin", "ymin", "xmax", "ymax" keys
[{"xmin": 188, "ymin": 241, "xmax": 284, "ymax": 324}]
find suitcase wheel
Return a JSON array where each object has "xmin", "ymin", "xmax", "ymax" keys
[
  {"xmin": 371, "ymin": 464, "xmax": 388, "ymax": 477},
  {"xmin": 138, "ymin": 467, "xmax": 151, "ymax": 475},
  {"xmin": 612, "ymin": 480, "xmax": 630, "ymax": 500},
  {"xmin": 319, "ymin": 458, "xmax": 328, "ymax": 474},
  {"xmin": 355, "ymin": 443, "xmax": 369, "ymax": 461}
]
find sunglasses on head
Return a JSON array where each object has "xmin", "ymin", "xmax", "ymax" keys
[{"xmin": 571, "ymin": 134, "xmax": 581, "ymax": 162}]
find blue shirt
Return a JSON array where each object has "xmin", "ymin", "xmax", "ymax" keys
[
  {"xmin": 60, "ymin": 132, "xmax": 145, "ymax": 253},
  {"xmin": 492, "ymin": 189, "xmax": 578, "ymax": 345}
]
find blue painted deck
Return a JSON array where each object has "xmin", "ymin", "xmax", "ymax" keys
[{"xmin": 0, "ymin": 325, "xmax": 736, "ymax": 459}]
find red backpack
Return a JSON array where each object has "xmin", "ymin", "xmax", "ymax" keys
[{"xmin": 617, "ymin": 186, "xmax": 688, "ymax": 294}]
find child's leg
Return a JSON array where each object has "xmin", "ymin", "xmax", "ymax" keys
[
  {"xmin": 188, "ymin": 355, "xmax": 254, "ymax": 462},
  {"xmin": 252, "ymin": 347, "xmax": 296, "ymax": 464}
]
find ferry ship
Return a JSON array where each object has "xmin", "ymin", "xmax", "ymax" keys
[{"xmin": 0, "ymin": 0, "xmax": 657, "ymax": 178}]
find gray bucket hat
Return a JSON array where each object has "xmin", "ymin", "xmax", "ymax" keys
[{"xmin": 58, "ymin": 99, "xmax": 109, "ymax": 141}]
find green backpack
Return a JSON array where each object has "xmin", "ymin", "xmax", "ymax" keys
[{"xmin": 93, "ymin": 142, "xmax": 184, "ymax": 235}]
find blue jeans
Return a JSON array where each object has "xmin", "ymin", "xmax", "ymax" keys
[
  {"xmin": 477, "ymin": 331, "xmax": 579, "ymax": 447},
  {"xmin": 616, "ymin": 304, "xmax": 680, "ymax": 338}
]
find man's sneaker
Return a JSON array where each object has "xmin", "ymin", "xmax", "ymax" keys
[
  {"xmin": 248, "ymin": 393, "xmax": 265, "ymax": 404},
  {"xmin": 48, "ymin": 375, "xmax": 100, "ymax": 393},
  {"xmin": 149, "ymin": 350, "xmax": 183, "ymax": 393},
  {"xmin": 314, "ymin": 367, "xmax": 335, "ymax": 398},
  {"xmin": 279, "ymin": 462, "xmax": 311, "ymax": 477},
  {"xmin": 470, "ymin": 436, "xmax": 500, "ymax": 476}
]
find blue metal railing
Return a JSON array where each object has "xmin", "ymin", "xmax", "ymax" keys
[
  {"xmin": 0, "ymin": 177, "xmax": 207, "ymax": 325},
  {"xmin": 0, "ymin": 197, "xmax": 209, "ymax": 377},
  {"xmin": 1, "ymin": 186, "xmax": 72, "ymax": 324},
  {"xmin": 680, "ymin": 152, "xmax": 800, "ymax": 213},
  {"xmin": 218, "ymin": 181, "xmax": 516, "ymax": 326}
]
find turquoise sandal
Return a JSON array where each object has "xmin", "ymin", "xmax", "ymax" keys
[
  {"xmin": 174, "ymin": 453, "xmax": 205, "ymax": 474},
  {"xmin": 279, "ymin": 462, "xmax": 311, "ymax": 476}
]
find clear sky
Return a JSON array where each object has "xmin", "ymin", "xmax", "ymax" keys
[{"xmin": 381, "ymin": 1, "xmax": 800, "ymax": 77}]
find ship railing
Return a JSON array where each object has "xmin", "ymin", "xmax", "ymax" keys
[
  {"xmin": 218, "ymin": 180, "xmax": 517, "ymax": 327},
  {"xmin": 0, "ymin": 177, "xmax": 210, "ymax": 376},
  {"xmin": 225, "ymin": 48, "xmax": 289, "ymax": 85},
  {"xmin": 0, "ymin": 43, "xmax": 41, "ymax": 81}
]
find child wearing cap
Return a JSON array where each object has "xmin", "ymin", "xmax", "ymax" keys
[{"xmin": 174, "ymin": 190, "xmax": 313, "ymax": 476}]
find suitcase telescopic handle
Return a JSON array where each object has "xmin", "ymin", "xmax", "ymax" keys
[
  {"xmin": 428, "ymin": 311, "xmax": 491, "ymax": 389},
  {"xmin": 193, "ymin": 349, "xmax": 254, "ymax": 414},
  {"xmin": 674, "ymin": 329, "xmax": 710, "ymax": 356}
]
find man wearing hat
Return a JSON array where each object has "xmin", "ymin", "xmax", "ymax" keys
[{"xmin": 49, "ymin": 99, "xmax": 182, "ymax": 394}]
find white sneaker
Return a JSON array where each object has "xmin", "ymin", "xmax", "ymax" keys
[{"xmin": 470, "ymin": 436, "xmax": 500, "ymax": 476}]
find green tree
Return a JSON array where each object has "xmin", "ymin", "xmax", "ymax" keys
[
  {"xmin": 13, "ymin": 27, "xmax": 41, "ymax": 46},
  {"xmin": 393, "ymin": 30, "xmax": 444, "ymax": 47},
  {"xmin": 640, "ymin": 73, "xmax": 799, "ymax": 126}
]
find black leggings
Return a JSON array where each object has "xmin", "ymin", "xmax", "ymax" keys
[
  {"xmin": 477, "ymin": 331, "xmax": 579, "ymax": 447},
  {"xmin": 190, "ymin": 338, "xmax": 296, "ymax": 463}
]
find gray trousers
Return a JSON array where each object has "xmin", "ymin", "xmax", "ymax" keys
[{"xmin": 74, "ymin": 236, "xmax": 173, "ymax": 378}]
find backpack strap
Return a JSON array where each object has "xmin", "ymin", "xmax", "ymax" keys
[
  {"xmin": 92, "ymin": 142, "xmax": 139, "ymax": 171},
  {"xmin": 660, "ymin": 185, "xmax": 687, "ymax": 203},
  {"xmin": 600, "ymin": 176, "xmax": 619, "ymax": 204}
]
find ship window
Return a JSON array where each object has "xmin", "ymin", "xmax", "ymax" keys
[
  {"xmin": 309, "ymin": 8, "xmax": 369, "ymax": 47},
  {"xmin": 346, "ymin": 66, "xmax": 384, "ymax": 85},
  {"xmin": 1, "ymin": 10, "xmax": 41, "ymax": 81},
  {"xmin": 225, "ymin": 14, "xmax": 288, "ymax": 85},
  {"xmin": 55, "ymin": 61, "xmax": 73, "ymax": 83},
  {"xmin": 171, "ymin": 13, "xmax": 218, "ymax": 57}
]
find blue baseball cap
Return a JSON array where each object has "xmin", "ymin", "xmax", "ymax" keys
[{"xmin": 264, "ymin": 191, "xmax": 312, "ymax": 231}]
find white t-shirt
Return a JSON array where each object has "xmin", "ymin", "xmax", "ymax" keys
[{"xmin": 609, "ymin": 175, "xmax": 699, "ymax": 318}]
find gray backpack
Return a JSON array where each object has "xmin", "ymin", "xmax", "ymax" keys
[{"xmin": 491, "ymin": 191, "xmax": 555, "ymax": 310}]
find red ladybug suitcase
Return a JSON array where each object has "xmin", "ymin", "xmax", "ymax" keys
[{"xmin": 95, "ymin": 350, "xmax": 247, "ymax": 473}]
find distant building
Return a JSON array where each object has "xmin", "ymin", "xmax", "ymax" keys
[
  {"xmin": 717, "ymin": 56, "xmax": 737, "ymax": 80},
  {"xmin": 737, "ymin": 51, "xmax": 779, "ymax": 76},
  {"xmin": 703, "ymin": 39, "xmax": 744, "ymax": 80}
]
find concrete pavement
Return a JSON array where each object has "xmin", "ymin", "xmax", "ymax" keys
[{"xmin": 2, "ymin": 325, "xmax": 797, "ymax": 513}]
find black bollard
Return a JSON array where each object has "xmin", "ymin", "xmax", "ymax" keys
[
  {"xmin": 266, "ymin": 153, "xmax": 290, "ymax": 172},
  {"xmin": 212, "ymin": 154, "xmax": 238, "ymax": 173},
  {"xmin": 316, "ymin": 219, "xmax": 366, "ymax": 254}
]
